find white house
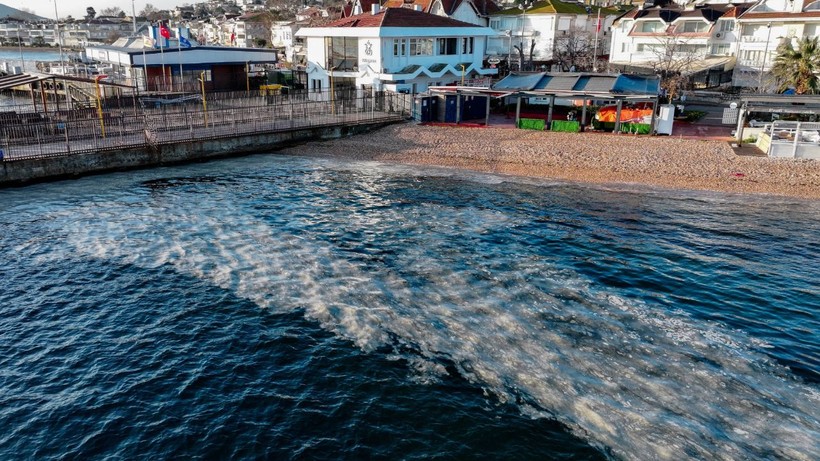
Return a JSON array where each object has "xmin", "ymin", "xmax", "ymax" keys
[
  {"xmin": 733, "ymin": 0, "xmax": 820, "ymax": 89},
  {"xmin": 342, "ymin": 0, "xmax": 501, "ymax": 26},
  {"xmin": 609, "ymin": 2, "xmax": 751, "ymax": 88},
  {"xmin": 296, "ymin": 6, "xmax": 497, "ymax": 95},
  {"xmin": 487, "ymin": 1, "xmax": 619, "ymax": 72},
  {"xmin": 271, "ymin": 21, "xmax": 306, "ymax": 65}
]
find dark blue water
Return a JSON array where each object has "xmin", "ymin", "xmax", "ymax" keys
[{"xmin": 1, "ymin": 156, "xmax": 818, "ymax": 460}]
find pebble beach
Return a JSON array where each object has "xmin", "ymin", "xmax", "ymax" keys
[{"xmin": 284, "ymin": 123, "xmax": 820, "ymax": 199}]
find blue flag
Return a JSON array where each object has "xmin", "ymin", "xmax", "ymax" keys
[{"xmin": 179, "ymin": 35, "xmax": 192, "ymax": 48}]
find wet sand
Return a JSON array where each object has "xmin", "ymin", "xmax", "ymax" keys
[{"xmin": 283, "ymin": 123, "xmax": 820, "ymax": 200}]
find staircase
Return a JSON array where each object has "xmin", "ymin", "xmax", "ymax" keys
[{"xmin": 68, "ymin": 85, "xmax": 97, "ymax": 110}]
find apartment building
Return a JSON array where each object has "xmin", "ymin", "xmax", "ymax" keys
[
  {"xmin": 733, "ymin": 0, "xmax": 820, "ymax": 89},
  {"xmin": 296, "ymin": 6, "xmax": 497, "ymax": 94},
  {"xmin": 487, "ymin": 1, "xmax": 619, "ymax": 71},
  {"xmin": 609, "ymin": 1, "xmax": 754, "ymax": 88}
]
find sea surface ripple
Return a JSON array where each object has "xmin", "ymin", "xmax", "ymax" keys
[{"xmin": 1, "ymin": 155, "xmax": 818, "ymax": 460}]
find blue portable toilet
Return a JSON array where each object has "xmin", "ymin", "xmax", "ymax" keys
[{"xmin": 414, "ymin": 95, "xmax": 439, "ymax": 122}]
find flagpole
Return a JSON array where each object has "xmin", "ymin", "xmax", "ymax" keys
[
  {"xmin": 159, "ymin": 23, "xmax": 167, "ymax": 91},
  {"xmin": 592, "ymin": 9, "xmax": 601, "ymax": 72},
  {"xmin": 177, "ymin": 25, "xmax": 184, "ymax": 92},
  {"xmin": 142, "ymin": 42, "xmax": 148, "ymax": 92}
]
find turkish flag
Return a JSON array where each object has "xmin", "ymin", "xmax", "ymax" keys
[{"xmin": 159, "ymin": 24, "xmax": 170, "ymax": 39}]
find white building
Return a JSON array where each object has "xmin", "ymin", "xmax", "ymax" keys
[
  {"xmin": 733, "ymin": 0, "xmax": 820, "ymax": 89},
  {"xmin": 342, "ymin": 0, "xmax": 500, "ymax": 26},
  {"xmin": 296, "ymin": 6, "xmax": 497, "ymax": 95},
  {"xmin": 271, "ymin": 20, "xmax": 309, "ymax": 65},
  {"xmin": 609, "ymin": 2, "xmax": 752, "ymax": 88},
  {"xmin": 487, "ymin": 1, "xmax": 619, "ymax": 72}
]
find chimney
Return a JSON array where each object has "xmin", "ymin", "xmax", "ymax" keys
[{"xmin": 372, "ymin": 4, "xmax": 380, "ymax": 14}]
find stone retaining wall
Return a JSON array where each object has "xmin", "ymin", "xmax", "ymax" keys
[{"xmin": 0, "ymin": 122, "xmax": 396, "ymax": 187}]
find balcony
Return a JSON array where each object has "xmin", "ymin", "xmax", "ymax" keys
[{"xmin": 740, "ymin": 36, "xmax": 771, "ymax": 43}]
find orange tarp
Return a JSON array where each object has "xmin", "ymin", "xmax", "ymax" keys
[{"xmin": 595, "ymin": 103, "xmax": 654, "ymax": 123}]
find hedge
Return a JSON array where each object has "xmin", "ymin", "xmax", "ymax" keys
[
  {"xmin": 518, "ymin": 118, "xmax": 546, "ymax": 130},
  {"xmin": 550, "ymin": 120, "xmax": 581, "ymax": 132},
  {"xmin": 619, "ymin": 123, "xmax": 652, "ymax": 134}
]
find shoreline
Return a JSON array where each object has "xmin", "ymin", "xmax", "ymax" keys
[
  {"xmin": 0, "ymin": 46, "xmax": 71, "ymax": 51},
  {"xmin": 282, "ymin": 123, "xmax": 820, "ymax": 200}
]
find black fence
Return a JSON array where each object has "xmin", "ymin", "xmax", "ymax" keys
[{"xmin": 0, "ymin": 89, "xmax": 412, "ymax": 161}]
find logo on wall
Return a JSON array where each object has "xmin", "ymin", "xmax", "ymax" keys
[{"xmin": 365, "ymin": 41, "xmax": 373, "ymax": 56}]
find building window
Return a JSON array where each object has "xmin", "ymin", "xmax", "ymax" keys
[
  {"xmin": 639, "ymin": 21, "xmax": 665, "ymax": 33},
  {"xmin": 409, "ymin": 38, "xmax": 433, "ymax": 56},
  {"xmin": 393, "ymin": 38, "xmax": 406, "ymax": 56},
  {"xmin": 679, "ymin": 21, "xmax": 708, "ymax": 33},
  {"xmin": 678, "ymin": 44, "xmax": 706, "ymax": 55},
  {"xmin": 437, "ymin": 37, "xmax": 458, "ymax": 55},
  {"xmin": 718, "ymin": 20, "xmax": 733, "ymax": 32},
  {"xmin": 326, "ymin": 36, "xmax": 358, "ymax": 71},
  {"xmin": 461, "ymin": 37, "xmax": 474, "ymax": 54},
  {"xmin": 741, "ymin": 49, "xmax": 768, "ymax": 63},
  {"xmin": 710, "ymin": 44, "xmax": 730, "ymax": 56},
  {"xmin": 489, "ymin": 19, "xmax": 500, "ymax": 30},
  {"xmin": 312, "ymin": 78, "xmax": 322, "ymax": 92}
]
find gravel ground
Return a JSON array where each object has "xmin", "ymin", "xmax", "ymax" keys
[{"xmin": 282, "ymin": 123, "xmax": 820, "ymax": 200}]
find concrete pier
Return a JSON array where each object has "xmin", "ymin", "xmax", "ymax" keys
[{"xmin": 0, "ymin": 121, "xmax": 398, "ymax": 187}]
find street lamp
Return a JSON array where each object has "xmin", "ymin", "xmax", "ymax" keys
[
  {"xmin": 517, "ymin": 2, "xmax": 533, "ymax": 72},
  {"xmin": 506, "ymin": 30, "xmax": 512, "ymax": 74},
  {"xmin": 758, "ymin": 22, "xmax": 772, "ymax": 93},
  {"xmin": 53, "ymin": 0, "xmax": 64, "ymax": 68},
  {"xmin": 199, "ymin": 71, "xmax": 208, "ymax": 127},
  {"xmin": 329, "ymin": 65, "xmax": 336, "ymax": 115},
  {"xmin": 94, "ymin": 74, "xmax": 108, "ymax": 138}
]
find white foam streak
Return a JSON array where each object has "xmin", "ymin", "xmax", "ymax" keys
[{"xmin": 37, "ymin": 188, "xmax": 820, "ymax": 461}]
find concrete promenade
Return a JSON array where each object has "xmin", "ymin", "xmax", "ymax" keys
[{"xmin": 0, "ymin": 119, "xmax": 402, "ymax": 187}]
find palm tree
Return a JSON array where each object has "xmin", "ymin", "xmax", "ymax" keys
[{"xmin": 770, "ymin": 36, "xmax": 820, "ymax": 94}]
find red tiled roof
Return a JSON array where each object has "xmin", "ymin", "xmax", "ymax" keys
[
  {"xmin": 741, "ymin": 11, "xmax": 820, "ymax": 19},
  {"xmin": 383, "ymin": 0, "xmax": 434, "ymax": 10},
  {"xmin": 722, "ymin": 6, "xmax": 742, "ymax": 18},
  {"xmin": 377, "ymin": 0, "xmax": 499, "ymax": 16},
  {"xmin": 321, "ymin": 7, "xmax": 479, "ymax": 28},
  {"xmin": 342, "ymin": 0, "xmax": 382, "ymax": 18},
  {"xmin": 448, "ymin": 0, "xmax": 501, "ymax": 16}
]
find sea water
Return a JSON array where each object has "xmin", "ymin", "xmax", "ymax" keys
[
  {"xmin": 0, "ymin": 49, "xmax": 63, "ymax": 73},
  {"xmin": 1, "ymin": 49, "xmax": 65, "ymax": 109},
  {"xmin": 0, "ymin": 155, "xmax": 817, "ymax": 460}
]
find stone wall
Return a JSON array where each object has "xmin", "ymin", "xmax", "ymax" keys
[{"xmin": 0, "ymin": 122, "xmax": 395, "ymax": 187}]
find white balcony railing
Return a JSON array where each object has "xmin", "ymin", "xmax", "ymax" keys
[
  {"xmin": 740, "ymin": 36, "xmax": 771, "ymax": 43},
  {"xmin": 738, "ymin": 59, "xmax": 764, "ymax": 67}
]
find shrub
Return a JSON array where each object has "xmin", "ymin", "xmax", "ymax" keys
[{"xmin": 683, "ymin": 110, "xmax": 707, "ymax": 122}]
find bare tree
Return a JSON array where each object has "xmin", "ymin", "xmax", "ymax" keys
[
  {"xmin": 140, "ymin": 4, "xmax": 165, "ymax": 22},
  {"xmin": 553, "ymin": 27, "xmax": 596, "ymax": 71},
  {"xmin": 512, "ymin": 39, "xmax": 536, "ymax": 71},
  {"xmin": 100, "ymin": 7, "xmax": 123, "ymax": 17},
  {"xmin": 646, "ymin": 33, "xmax": 703, "ymax": 100},
  {"xmin": 194, "ymin": 3, "xmax": 210, "ymax": 19}
]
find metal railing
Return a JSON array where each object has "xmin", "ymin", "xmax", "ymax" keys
[{"xmin": 0, "ymin": 89, "xmax": 412, "ymax": 161}]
